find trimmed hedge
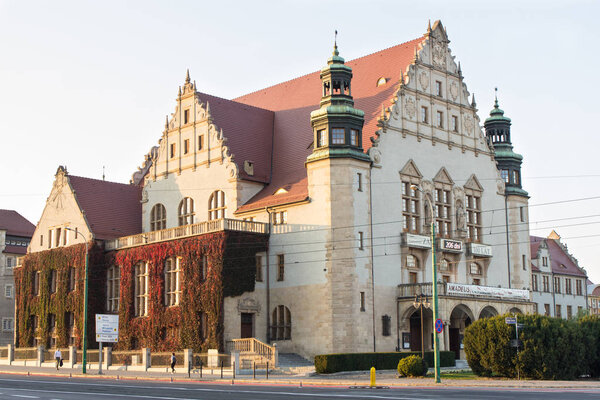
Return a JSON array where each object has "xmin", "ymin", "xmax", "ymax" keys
[
  {"xmin": 314, "ymin": 351, "xmax": 455, "ymax": 374},
  {"xmin": 397, "ymin": 355, "xmax": 426, "ymax": 377},
  {"xmin": 464, "ymin": 314, "xmax": 600, "ymax": 380}
]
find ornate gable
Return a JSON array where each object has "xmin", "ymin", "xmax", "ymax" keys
[
  {"xmin": 433, "ymin": 167, "xmax": 454, "ymax": 185},
  {"xmin": 464, "ymin": 174, "xmax": 484, "ymax": 192},
  {"xmin": 399, "ymin": 159, "xmax": 423, "ymax": 179}
]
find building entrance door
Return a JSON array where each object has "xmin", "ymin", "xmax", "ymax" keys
[
  {"xmin": 240, "ymin": 313, "xmax": 253, "ymax": 338},
  {"xmin": 449, "ymin": 327, "xmax": 460, "ymax": 359},
  {"xmin": 409, "ymin": 312, "xmax": 421, "ymax": 352}
]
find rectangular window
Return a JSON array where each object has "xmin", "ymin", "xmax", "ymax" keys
[
  {"xmin": 543, "ymin": 275, "xmax": 550, "ymax": 292},
  {"xmin": 350, "ymin": 129, "xmax": 358, "ymax": 146},
  {"xmin": 201, "ymin": 255, "xmax": 208, "ymax": 282},
  {"xmin": 473, "ymin": 278, "xmax": 481, "ymax": 285},
  {"xmin": 63, "ymin": 228, "xmax": 68, "ymax": 246},
  {"xmin": 184, "ymin": 139, "xmax": 189, "ymax": 154},
  {"xmin": 567, "ymin": 305, "xmax": 572, "ymax": 319},
  {"xmin": 532, "ymin": 275, "xmax": 538, "ymax": 292},
  {"xmin": 542, "ymin": 256, "xmax": 548, "ymax": 267},
  {"xmin": 554, "ymin": 276, "xmax": 561, "ymax": 294},
  {"xmin": 184, "ymin": 109, "xmax": 189, "ymax": 124},
  {"xmin": 544, "ymin": 304, "xmax": 550, "ymax": 316},
  {"xmin": 50, "ymin": 270, "xmax": 57, "ymax": 294},
  {"xmin": 68, "ymin": 267, "xmax": 76, "ymax": 292},
  {"xmin": 556, "ymin": 304, "xmax": 562, "ymax": 318},
  {"xmin": 198, "ymin": 135, "xmax": 204, "ymax": 150},
  {"xmin": 255, "ymin": 255, "xmax": 263, "ymax": 282},
  {"xmin": 357, "ymin": 173, "xmax": 363, "ymax": 192},
  {"xmin": 576, "ymin": 280, "xmax": 583, "ymax": 296},
  {"xmin": 421, "ymin": 106, "xmax": 428, "ymax": 123},
  {"xmin": 55, "ymin": 228, "xmax": 61, "ymax": 247},
  {"xmin": 331, "ymin": 128, "xmax": 345, "ymax": 145},
  {"xmin": 565, "ymin": 278, "xmax": 572, "ymax": 295},
  {"xmin": 501, "ymin": 170, "xmax": 509, "ymax": 183},
  {"xmin": 520, "ymin": 206, "xmax": 525, "ymax": 223},
  {"xmin": 4, "ymin": 284, "xmax": 13, "ymax": 298},
  {"xmin": 382, "ymin": 315, "xmax": 391, "ymax": 337},
  {"xmin": 317, "ymin": 129, "xmax": 326, "ymax": 147},
  {"xmin": 360, "ymin": 292, "xmax": 365, "ymax": 312},
  {"xmin": 358, "ymin": 231, "xmax": 364, "ymax": 250},
  {"xmin": 451, "ymin": 115, "xmax": 458, "ymax": 132},
  {"xmin": 402, "ymin": 181, "xmax": 420, "ymax": 233},
  {"xmin": 164, "ymin": 258, "xmax": 181, "ymax": 307},
  {"xmin": 277, "ymin": 254, "xmax": 285, "ymax": 281},
  {"xmin": 6, "ymin": 257, "xmax": 13, "ymax": 269},
  {"xmin": 435, "ymin": 81, "xmax": 442, "ymax": 97},
  {"xmin": 106, "ymin": 266, "xmax": 120, "ymax": 312},
  {"xmin": 466, "ymin": 193, "xmax": 482, "ymax": 241},
  {"xmin": 436, "ymin": 111, "xmax": 444, "ymax": 128},
  {"xmin": 2, "ymin": 318, "xmax": 13, "ymax": 332},
  {"xmin": 522, "ymin": 254, "xmax": 527, "ymax": 271},
  {"xmin": 134, "ymin": 262, "xmax": 149, "ymax": 317},
  {"xmin": 435, "ymin": 187, "xmax": 452, "ymax": 237},
  {"xmin": 48, "ymin": 230, "xmax": 52, "ymax": 249},
  {"xmin": 273, "ymin": 211, "xmax": 288, "ymax": 225},
  {"xmin": 33, "ymin": 271, "xmax": 40, "ymax": 296},
  {"xmin": 170, "ymin": 143, "xmax": 176, "ymax": 158},
  {"xmin": 409, "ymin": 272, "xmax": 418, "ymax": 283},
  {"xmin": 40, "ymin": 235, "xmax": 43, "ymax": 247}
]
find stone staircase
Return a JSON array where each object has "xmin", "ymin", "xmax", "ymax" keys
[{"xmin": 276, "ymin": 353, "xmax": 315, "ymax": 375}]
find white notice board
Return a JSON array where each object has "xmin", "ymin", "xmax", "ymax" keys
[{"xmin": 95, "ymin": 314, "xmax": 119, "ymax": 343}]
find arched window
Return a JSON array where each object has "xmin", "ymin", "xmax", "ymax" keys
[
  {"xmin": 270, "ymin": 305, "xmax": 291, "ymax": 340},
  {"xmin": 150, "ymin": 204, "xmax": 166, "ymax": 231},
  {"xmin": 178, "ymin": 197, "xmax": 195, "ymax": 226},
  {"xmin": 208, "ymin": 190, "xmax": 226, "ymax": 220},
  {"xmin": 469, "ymin": 262, "xmax": 481, "ymax": 275},
  {"xmin": 164, "ymin": 258, "xmax": 181, "ymax": 306},
  {"xmin": 439, "ymin": 259, "xmax": 450, "ymax": 272},
  {"xmin": 106, "ymin": 265, "xmax": 120, "ymax": 313},
  {"xmin": 406, "ymin": 255, "xmax": 418, "ymax": 269}
]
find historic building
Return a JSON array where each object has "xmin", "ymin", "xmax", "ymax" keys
[
  {"xmin": 588, "ymin": 282, "xmax": 600, "ymax": 316},
  {"xmin": 0, "ymin": 210, "xmax": 34, "ymax": 345},
  {"xmin": 16, "ymin": 20, "xmax": 534, "ymax": 360},
  {"xmin": 530, "ymin": 231, "xmax": 588, "ymax": 318}
]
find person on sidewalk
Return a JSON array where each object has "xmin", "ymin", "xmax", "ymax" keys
[
  {"xmin": 54, "ymin": 348, "xmax": 62, "ymax": 370},
  {"xmin": 170, "ymin": 353, "xmax": 176, "ymax": 373}
]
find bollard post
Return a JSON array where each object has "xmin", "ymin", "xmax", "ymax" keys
[
  {"xmin": 233, "ymin": 361, "xmax": 235, "ymax": 380},
  {"xmin": 266, "ymin": 361, "xmax": 269, "ymax": 380},
  {"xmin": 220, "ymin": 360, "xmax": 223, "ymax": 379},
  {"xmin": 200, "ymin": 362, "xmax": 202, "ymax": 378},
  {"xmin": 370, "ymin": 367, "xmax": 376, "ymax": 388},
  {"xmin": 253, "ymin": 361, "xmax": 256, "ymax": 379}
]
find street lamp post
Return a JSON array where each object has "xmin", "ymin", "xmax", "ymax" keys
[
  {"xmin": 411, "ymin": 185, "xmax": 441, "ymax": 383},
  {"xmin": 413, "ymin": 293, "xmax": 430, "ymax": 361},
  {"xmin": 65, "ymin": 227, "xmax": 89, "ymax": 374}
]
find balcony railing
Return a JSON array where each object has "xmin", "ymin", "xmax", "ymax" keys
[
  {"xmin": 398, "ymin": 282, "xmax": 530, "ymax": 302},
  {"xmin": 105, "ymin": 218, "xmax": 269, "ymax": 251}
]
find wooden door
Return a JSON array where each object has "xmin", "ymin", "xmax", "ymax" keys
[
  {"xmin": 409, "ymin": 313, "xmax": 421, "ymax": 352},
  {"xmin": 240, "ymin": 313, "xmax": 253, "ymax": 338},
  {"xmin": 449, "ymin": 327, "xmax": 460, "ymax": 359}
]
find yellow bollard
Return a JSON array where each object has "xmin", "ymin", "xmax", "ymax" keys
[{"xmin": 370, "ymin": 367, "xmax": 376, "ymax": 388}]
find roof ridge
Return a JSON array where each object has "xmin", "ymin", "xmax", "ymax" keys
[
  {"xmin": 234, "ymin": 36, "xmax": 424, "ymax": 102},
  {"xmin": 196, "ymin": 91, "xmax": 274, "ymax": 114},
  {"xmin": 68, "ymin": 174, "xmax": 138, "ymax": 188}
]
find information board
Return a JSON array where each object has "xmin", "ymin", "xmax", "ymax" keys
[{"xmin": 95, "ymin": 314, "xmax": 119, "ymax": 343}]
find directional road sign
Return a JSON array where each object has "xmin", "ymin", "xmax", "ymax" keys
[
  {"xmin": 505, "ymin": 317, "xmax": 517, "ymax": 325},
  {"xmin": 95, "ymin": 314, "xmax": 119, "ymax": 343}
]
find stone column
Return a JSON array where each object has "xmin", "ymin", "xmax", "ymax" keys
[
  {"xmin": 273, "ymin": 343, "xmax": 278, "ymax": 367},
  {"xmin": 7, "ymin": 344, "xmax": 13, "ymax": 365},
  {"xmin": 142, "ymin": 348, "xmax": 151, "ymax": 371},
  {"xmin": 183, "ymin": 349, "xmax": 193, "ymax": 372},
  {"xmin": 104, "ymin": 346, "xmax": 112, "ymax": 369},
  {"xmin": 207, "ymin": 349, "xmax": 218, "ymax": 368},
  {"xmin": 69, "ymin": 346, "xmax": 76, "ymax": 368},
  {"xmin": 36, "ymin": 345, "xmax": 44, "ymax": 367},
  {"xmin": 231, "ymin": 350, "xmax": 240, "ymax": 376}
]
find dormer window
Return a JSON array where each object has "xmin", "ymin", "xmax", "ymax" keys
[
  {"xmin": 350, "ymin": 129, "xmax": 359, "ymax": 146},
  {"xmin": 332, "ymin": 128, "xmax": 345, "ymax": 145},
  {"xmin": 376, "ymin": 77, "xmax": 387, "ymax": 87},
  {"xmin": 317, "ymin": 129, "xmax": 326, "ymax": 147}
]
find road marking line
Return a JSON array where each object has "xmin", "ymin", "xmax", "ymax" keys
[{"xmin": 11, "ymin": 395, "xmax": 39, "ymax": 399}]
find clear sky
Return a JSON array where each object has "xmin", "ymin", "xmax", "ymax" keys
[{"xmin": 2, "ymin": 0, "xmax": 599, "ymax": 282}]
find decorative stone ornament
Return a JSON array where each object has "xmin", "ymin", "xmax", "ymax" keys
[
  {"xmin": 419, "ymin": 71, "xmax": 429, "ymax": 91},
  {"xmin": 463, "ymin": 115, "xmax": 474, "ymax": 136},
  {"xmin": 404, "ymin": 96, "xmax": 416, "ymax": 119},
  {"xmin": 432, "ymin": 41, "xmax": 446, "ymax": 68},
  {"xmin": 449, "ymin": 81, "xmax": 459, "ymax": 101},
  {"xmin": 238, "ymin": 297, "xmax": 260, "ymax": 314}
]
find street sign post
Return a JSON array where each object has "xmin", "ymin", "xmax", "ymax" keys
[
  {"xmin": 505, "ymin": 317, "xmax": 517, "ymax": 325},
  {"xmin": 435, "ymin": 318, "xmax": 444, "ymax": 334},
  {"xmin": 95, "ymin": 314, "xmax": 119, "ymax": 375}
]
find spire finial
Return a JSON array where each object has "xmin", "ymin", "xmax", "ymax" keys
[
  {"xmin": 400, "ymin": 70, "xmax": 405, "ymax": 85},
  {"xmin": 458, "ymin": 61, "xmax": 462, "ymax": 76},
  {"xmin": 413, "ymin": 46, "xmax": 419, "ymax": 62},
  {"xmin": 427, "ymin": 19, "xmax": 432, "ymax": 33},
  {"xmin": 185, "ymin": 69, "xmax": 190, "ymax": 84},
  {"xmin": 165, "ymin": 115, "xmax": 169, "ymax": 130},
  {"xmin": 494, "ymin": 87, "xmax": 499, "ymax": 108},
  {"xmin": 178, "ymin": 86, "xmax": 182, "ymax": 97},
  {"xmin": 471, "ymin": 93, "xmax": 477, "ymax": 108},
  {"xmin": 333, "ymin": 29, "xmax": 339, "ymax": 56}
]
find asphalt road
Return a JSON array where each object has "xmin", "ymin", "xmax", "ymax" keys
[{"xmin": 0, "ymin": 375, "xmax": 598, "ymax": 400}]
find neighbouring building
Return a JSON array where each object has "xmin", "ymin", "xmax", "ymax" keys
[
  {"xmin": 530, "ymin": 231, "xmax": 588, "ymax": 319},
  {"xmin": 16, "ymin": 20, "xmax": 534, "ymax": 360},
  {"xmin": 588, "ymin": 282, "xmax": 600, "ymax": 315},
  {"xmin": 0, "ymin": 210, "xmax": 34, "ymax": 345}
]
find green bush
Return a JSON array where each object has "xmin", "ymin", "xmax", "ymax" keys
[
  {"xmin": 464, "ymin": 313, "xmax": 600, "ymax": 380},
  {"xmin": 397, "ymin": 355, "xmax": 426, "ymax": 377},
  {"xmin": 314, "ymin": 351, "xmax": 454, "ymax": 374}
]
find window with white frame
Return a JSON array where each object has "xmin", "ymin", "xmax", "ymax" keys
[
  {"xmin": 106, "ymin": 265, "xmax": 120, "ymax": 313},
  {"xmin": 273, "ymin": 211, "xmax": 288, "ymax": 225},
  {"xmin": 466, "ymin": 191, "xmax": 482, "ymax": 242},
  {"xmin": 4, "ymin": 284, "xmax": 13, "ymax": 298},
  {"xmin": 178, "ymin": 197, "xmax": 195, "ymax": 226},
  {"xmin": 2, "ymin": 318, "xmax": 13, "ymax": 332},
  {"xmin": 317, "ymin": 129, "xmax": 326, "ymax": 147},
  {"xmin": 150, "ymin": 203, "xmax": 167, "ymax": 231},
  {"xmin": 406, "ymin": 254, "xmax": 418, "ymax": 269},
  {"xmin": 6, "ymin": 257, "xmax": 13, "ymax": 269},
  {"xmin": 164, "ymin": 257, "xmax": 181, "ymax": 307},
  {"xmin": 469, "ymin": 262, "xmax": 481, "ymax": 275},
  {"xmin": 134, "ymin": 262, "xmax": 149, "ymax": 317},
  {"xmin": 434, "ymin": 187, "xmax": 452, "ymax": 237},
  {"xmin": 401, "ymin": 181, "xmax": 420, "ymax": 233},
  {"xmin": 208, "ymin": 190, "xmax": 226, "ymax": 220}
]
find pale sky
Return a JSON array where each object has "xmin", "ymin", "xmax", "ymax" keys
[{"xmin": 2, "ymin": 0, "xmax": 599, "ymax": 282}]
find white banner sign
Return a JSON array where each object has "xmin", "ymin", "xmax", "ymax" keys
[
  {"xmin": 403, "ymin": 233, "xmax": 431, "ymax": 249},
  {"xmin": 469, "ymin": 243, "xmax": 493, "ymax": 257},
  {"xmin": 95, "ymin": 314, "xmax": 119, "ymax": 343},
  {"xmin": 446, "ymin": 283, "xmax": 529, "ymax": 301}
]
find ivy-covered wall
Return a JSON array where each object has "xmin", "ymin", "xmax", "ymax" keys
[{"xmin": 15, "ymin": 231, "xmax": 268, "ymax": 352}]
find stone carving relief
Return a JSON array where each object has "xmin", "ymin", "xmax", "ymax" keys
[
  {"xmin": 463, "ymin": 115, "xmax": 474, "ymax": 136},
  {"xmin": 455, "ymin": 199, "xmax": 466, "ymax": 236},
  {"xmin": 419, "ymin": 71, "xmax": 429, "ymax": 91},
  {"xmin": 449, "ymin": 81, "xmax": 458, "ymax": 101},
  {"xmin": 432, "ymin": 41, "xmax": 446, "ymax": 68},
  {"xmin": 238, "ymin": 297, "xmax": 260, "ymax": 314},
  {"xmin": 496, "ymin": 179, "xmax": 505, "ymax": 195},
  {"xmin": 404, "ymin": 96, "xmax": 416, "ymax": 120},
  {"xmin": 141, "ymin": 189, "xmax": 149, "ymax": 204},
  {"xmin": 369, "ymin": 147, "xmax": 382, "ymax": 167}
]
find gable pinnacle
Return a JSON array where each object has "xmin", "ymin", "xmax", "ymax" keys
[
  {"xmin": 471, "ymin": 93, "xmax": 477, "ymax": 108},
  {"xmin": 413, "ymin": 46, "xmax": 419, "ymax": 62},
  {"xmin": 494, "ymin": 87, "xmax": 499, "ymax": 108},
  {"xmin": 458, "ymin": 61, "xmax": 462, "ymax": 76},
  {"xmin": 178, "ymin": 86, "xmax": 182, "ymax": 97},
  {"xmin": 333, "ymin": 29, "xmax": 339, "ymax": 56},
  {"xmin": 427, "ymin": 19, "xmax": 432, "ymax": 33},
  {"xmin": 165, "ymin": 115, "xmax": 169, "ymax": 130},
  {"xmin": 185, "ymin": 69, "xmax": 190, "ymax": 84}
]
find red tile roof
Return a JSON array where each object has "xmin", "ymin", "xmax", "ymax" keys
[
  {"xmin": 233, "ymin": 37, "xmax": 424, "ymax": 212},
  {"xmin": 530, "ymin": 235, "xmax": 587, "ymax": 278},
  {"xmin": 3, "ymin": 244, "xmax": 26, "ymax": 255},
  {"xmin": 0, "ymin": 210, "xmax": 35, "ymax": 237},
  {"xmin": 68, "ymin": 175, "xmax": 142, "ymax": 240},
  {"xmin": 195, "ymin": 92, "xmax": 274, "ymax": 183}
]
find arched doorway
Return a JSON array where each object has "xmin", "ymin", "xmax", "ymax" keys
[
  {"xmin": 509, "ymin": 307, "xmax": 523, "ymax": 315},
  {"xmin": 479, "ymin": 306, "xmax": 498, "ymax": 319},
  {"xmin": 407, "ymin": 307, "xmax": 433, "ymax": 354},
  {"xmin": 449, "ymin": 304, "xmax": 474, "ymax": 360}
]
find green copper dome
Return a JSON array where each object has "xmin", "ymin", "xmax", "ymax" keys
[{"xmin": 485, "ymin": 98, "xmax": 512, "ymax": 124}]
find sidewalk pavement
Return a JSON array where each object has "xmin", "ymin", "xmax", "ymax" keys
[{"xmin": 0, "ymin": 364, "xmax": 599, "ymax": 390}]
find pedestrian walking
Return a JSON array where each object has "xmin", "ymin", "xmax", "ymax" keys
[
  {"xmin": 54, "ymin": 348, "xmax": 62, "ymax": 370},
  {"xmin": 170, "ymin": 352, "xmax": 176, "ymax": 373}
]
